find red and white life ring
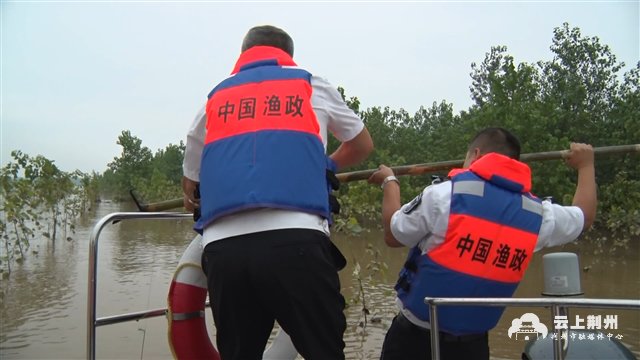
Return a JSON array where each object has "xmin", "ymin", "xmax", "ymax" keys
[{"xmin": 167, "ymin": 235, "xmax": 298, "ymax": 360}]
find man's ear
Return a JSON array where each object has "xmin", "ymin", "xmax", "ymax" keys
[
  {"xmin": 473, "ymin": 148, "xmax": 482, "ymax": 159},
  {"xmin": 469, "ymin": 148, "xmax": 481, "ymax": 162}
]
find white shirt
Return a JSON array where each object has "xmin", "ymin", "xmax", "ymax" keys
[
  {"xmin": 390, "ymin": 180, "xmax": 585, "ymax": 329},
  {"xmin": 390, "ymin": 180, "xmax": 585, "ymax": 252},
  {"xmin": 183, "ymin": 74, "xmax": 365, "ymax": 246}
]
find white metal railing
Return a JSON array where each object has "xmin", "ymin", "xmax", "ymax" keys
[
  {"xmin": 424, "ymin": 297, "xmax": 640, "ymax": 360},
  {"xmin": 86, "ymin": 214, "xmax": 640, "ymax": 360},
  {"xmin": 86, "ymin": 212, "xmax": 192, "ymax": 360}
]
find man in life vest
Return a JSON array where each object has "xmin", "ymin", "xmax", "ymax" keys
[
  {"xmin": 367, "ymin": 128, "xmax": 596, "ymax": 360},
  {"xmin": 181, "ymin": 25, "xmax": 373, "ymax": 360}
]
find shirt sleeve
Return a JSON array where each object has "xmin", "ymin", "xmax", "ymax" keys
[
  {"xmin": 390, "ymin": 183, "xmax": 450, "ymax": 249},
  {"xmin": 182, "ymin": 105, "xmax": 206, "ymax": 182},
  {"xmin": 310, "ymin": 76, "xmax": 364, "ymax": 142},
  {"xmin": 535, "ymin": 201, "xmax": 585, "ymax": 251}
]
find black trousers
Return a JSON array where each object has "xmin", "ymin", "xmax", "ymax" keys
[
  {"xmin": 380, "ymin": 313, "xmax": 489, "ymax": 360},
  {"xmin": 202, "ymin": 229, "xmax": 346, "ymax": 360}
]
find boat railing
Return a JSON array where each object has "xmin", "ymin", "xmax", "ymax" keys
[
  {"xmin": 86, "ymin": 212, "xmax": 640, "ymax": 360},
  {"xmin": 87, "ymin": 212, "xmax": 192, "ymax": 360},
  {"xmin": 424, "ymin": 297, "xmax": 640, "ymax": 360}
]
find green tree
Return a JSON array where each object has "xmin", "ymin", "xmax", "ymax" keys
[
  {"xmin": 26, "ymin": 155, "xmax": 74, "ymax": 241},
  {"xmin": 594, "ymin": 62, "xmax": 640, "ymax": 252},
  {"xmin": 413, "ymin": 101, "xmax": 464, "ymax": 162},
  {"xmin": 449, "ymin": 23, "xmax": 638, "ymax": 251},
  {"xmin": 98, "ymin": 169, "xmax": 118, "ymax": 200},
  {"xmin": 107, "ymin": 130, "xmax": 153, "ymax": 200},
  {"xmin": 0, "ymin": 152, "xmax": 40, "ymax": 273},
  {"xmin": 102, "ymin": 131, "xmax": 185, "ymax": 203},
  {"xmin": 1, "ymin": 151, "xmax": 90, "ymax": 274},
  {"xmin": 539, "ymin": 23, "xmax": 624, "ymax": 143},
  {"xmin": 79, "ymin": 171, "xmax": 101, "ymax": 212},
  {"xmin": 132, "ymin": 168, "xmax": 182, "ymax": 203},
  {"xmin": 152, "ymin": 142, "xmax": 185, "ymax": 186}
]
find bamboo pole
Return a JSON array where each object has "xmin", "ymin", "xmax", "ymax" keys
[
  {"xmin": 337, "ymin": 144, "xmax": 639, "ymax": 182},
  {"xmin": 134, "ymin": 144, "xmax": 639, "ymax": 212}
]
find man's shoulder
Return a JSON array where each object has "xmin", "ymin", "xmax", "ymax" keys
[
  {"xmin": 424, "ymin": 179, "xmax": 452, "ymax": 197},
  {"xmin": 404, "ymin": 180, "xmax": 451, "ymax": 214},
  {"xmin": 309, "ymin": 75, "xmax": 344, "ymax": 105},
  {"xmin": 309, "ymin": 74, "xmax": 335, "ymax": 88},
  {"xmin": 541, "ymin": 201, "xmax": 583, "ymax": 221}
]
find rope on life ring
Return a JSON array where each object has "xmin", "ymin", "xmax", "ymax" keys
[{"xmin": 167, "ymin": 235, "xmax": 298, "ymax": 360}]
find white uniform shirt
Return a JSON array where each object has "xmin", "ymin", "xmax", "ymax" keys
[
  {"xmin": 183, "ymin": 75, "xmax": 365, "ymax": 246},
  {"xmin": 390, "ymin": 179, "xmax": 585, "ymax": 328}
]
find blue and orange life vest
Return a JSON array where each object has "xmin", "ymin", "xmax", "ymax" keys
[
  {"xmin": 195, "ymin": 46, "xmax": 333, "ymax": 231},
  {"xmin": 396, "ymin": 153, "xmax": 543, "ymax": 335}
]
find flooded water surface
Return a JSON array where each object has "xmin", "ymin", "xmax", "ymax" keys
[{"xmin": 1, "ymin": 202, "xmax": 638, "ymax": 359}]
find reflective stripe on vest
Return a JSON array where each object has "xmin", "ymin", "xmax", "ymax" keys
[{"xmin": 196, "ymin": 47, "xmax": 330, "ymax": 231}]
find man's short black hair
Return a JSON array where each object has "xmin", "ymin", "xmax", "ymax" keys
[
  {"xmin": 468, "ymin": 127, "xmax": 521, "ymax": 160},
  {"xmin": 241, "ymin": 25, "xmax": 294, "ymax": 57}
]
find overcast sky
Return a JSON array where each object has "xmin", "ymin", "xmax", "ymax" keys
[{"xmin": 2, "ymin": 1, "xmax": 638, "ymax": 173}]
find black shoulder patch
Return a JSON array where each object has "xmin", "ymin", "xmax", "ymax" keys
[{"xmin": 403, "ymin": 193, "xmax": 422, "ymax": 214}]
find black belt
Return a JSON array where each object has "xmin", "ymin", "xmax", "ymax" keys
[{"xmin": 397, "ymin": 313, "xmax": 487, "ymax": 343}]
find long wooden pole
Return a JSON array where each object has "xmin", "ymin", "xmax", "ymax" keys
[
  {"xmin": 134, "ymin": 144, "xmax": 639, "ymax": 212},
  {"xmin": 337, "ymin": 143, "xmax": 640, "ymax": 182}
]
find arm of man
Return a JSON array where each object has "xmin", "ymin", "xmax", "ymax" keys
[
  {"xmin": 536, "ymin": 143, "xmax": 597, "ymax": 250},
  {"xmin": 368, "ymin": 165, "xmax": 405, "ymax": 248},
  {"xmin": 182, "ymin": 176, "xmax": 199, "ymax": 212},
  {"xmin": 310, "ymin": 76, "xmax": 373, "ymax": 171},
  {"xmin": 182, "ymin": 106, "xmax": 206, "ymax": 212},
  {"xmin": 330, "ymin": 128, "xmax": 373, "ymax": 170},
  {"xmin": 565, "ymin": 142, "xmax": 597, "ymax": 230}
]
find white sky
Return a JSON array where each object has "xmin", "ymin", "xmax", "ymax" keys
[{"xmin": 2, "ymin": 1, "xmax": 638, "ymax": 173}]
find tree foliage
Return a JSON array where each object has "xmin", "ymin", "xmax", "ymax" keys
[
  {"xmin": 0, "ymin": 152, "xmax": 97, "ymax": 275},
  {"xmin": 100, "ymin": 130, "xmax": 185, "ymax": 203},
  {"xmin": 106, "ymin": 130, "xmax": 153, "ymax": 197}
]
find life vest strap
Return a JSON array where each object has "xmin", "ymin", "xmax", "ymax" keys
[{"xmin": 171, "ymin": 310, "xmax": 205, "ymax": 321}]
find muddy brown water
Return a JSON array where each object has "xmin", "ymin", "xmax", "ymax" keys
[{"xmin": 1, "ymin": 202, "xmax": 638, "ymax": 359}]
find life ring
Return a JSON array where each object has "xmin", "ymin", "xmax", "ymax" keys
[{"xmin": 167, "ymin": 235, "xmax": 298, "ymax": 360}]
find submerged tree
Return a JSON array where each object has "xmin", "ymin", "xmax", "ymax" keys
[
  {"xmin": 0, "ymin": 151, "xmax": 90, "ymax": 275},
  {"xmin": 0, "ymin": 152, "xmax": 40, "ymax": 273}
]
